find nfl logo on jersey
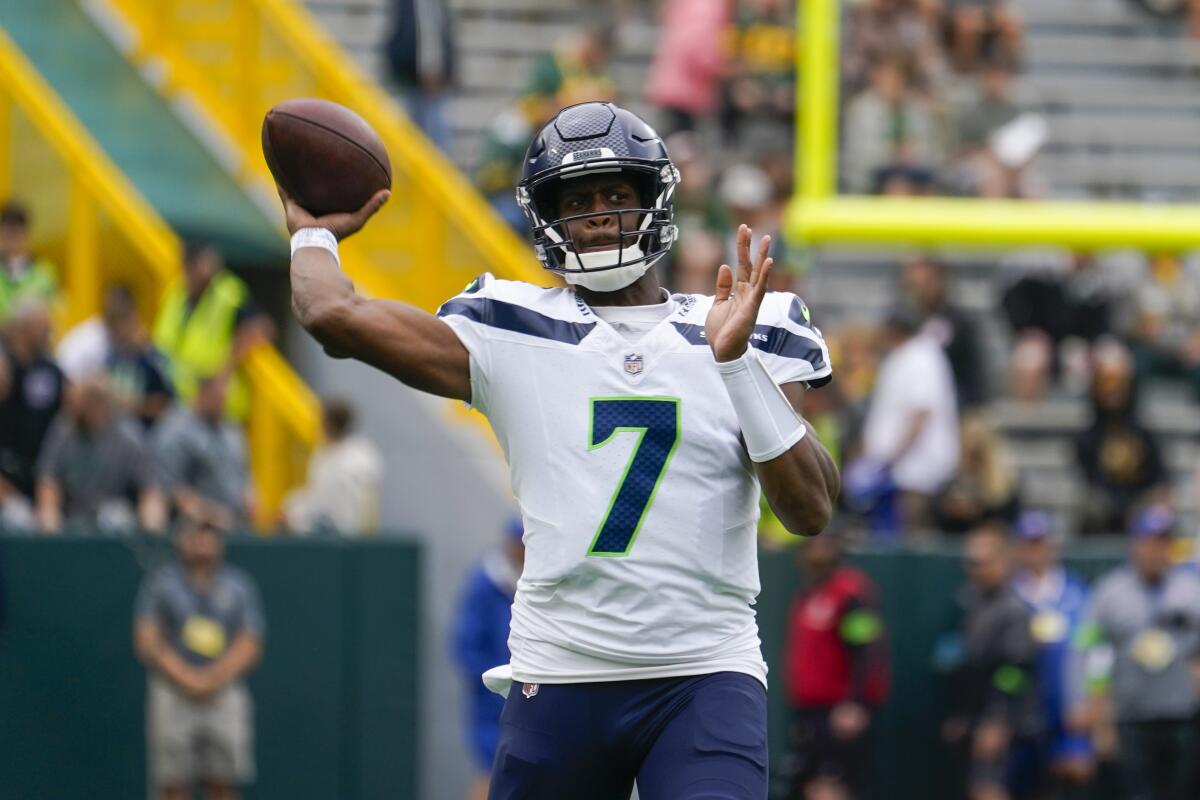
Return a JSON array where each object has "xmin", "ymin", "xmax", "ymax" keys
[
  {"xmin": 522, "ymin": 682, "xmax": 539, "ymax": 699},
  {"xmin": 624, "ymin": 353, "xmax": 644, "ymax": 376}
]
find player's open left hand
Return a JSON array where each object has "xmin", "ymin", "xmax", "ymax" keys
[
  {"xmin": 277, "ymin": 184, "xmax": 390, "ymax": 241},
  {"xmin": 705, "ymin": 224, "xmax": 773, "ymax": 363}
]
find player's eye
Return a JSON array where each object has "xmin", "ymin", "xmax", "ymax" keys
[{"xmin": 609, "ymin": 191, "xmax": 630, "ymax": 205}]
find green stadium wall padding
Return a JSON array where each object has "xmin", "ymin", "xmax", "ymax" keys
[
  {"xmin": 0, "ymin": 534, "xmax": 1129, "ymax": 800},
  {"xmin": 0, "ymin": 535, "xmax": 420, "ymax": 800}
]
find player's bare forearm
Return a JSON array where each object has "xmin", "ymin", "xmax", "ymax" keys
[
  {"xmin": 282, "ymin": 186, "xmax": 471, "ymax": 401},
  {"xmin": 756, "ymin": 383, "xmax": 840, "ymax": 537},
  {"xmin": 291, "ymin": 249, "xmax": 470, "ymax": 399}
]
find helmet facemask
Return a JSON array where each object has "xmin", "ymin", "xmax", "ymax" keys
[{"xmin": 519, "ymin": 159, "xmax": 679, "ymax": 292}]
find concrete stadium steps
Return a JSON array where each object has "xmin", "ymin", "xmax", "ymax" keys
[
  {"xmin": 1015, "ymin": 0, "xmax": 1200, "ymax": 199},
  {"xmin": 305, "ymin": 0, "xmax": 660, "ymax": 170}
]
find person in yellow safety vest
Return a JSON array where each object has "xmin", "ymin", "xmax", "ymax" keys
[
  {"xmin": 0, "ymin": 202, "xmax": 58, "ymax": 326},
  {"xmin": 152, "ymin": 243, "xmax": 273, "ymax": 422}
]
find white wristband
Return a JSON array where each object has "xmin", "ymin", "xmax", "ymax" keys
[
  {"xmin": 716, "ymin": 348, "xmax": 807, "ymax": 462},
  {"xmin": 290, "ymin": 227, "xmax": 340, "ymax": 266}
]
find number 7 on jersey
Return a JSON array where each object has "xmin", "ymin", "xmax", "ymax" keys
[{"xmin": 587, "ymin": 397, "xmax": 681, "ymax": 556}]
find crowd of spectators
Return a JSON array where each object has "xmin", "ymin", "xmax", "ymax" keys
[
  {"xmin": 0, "ymin": 201, "xmax": 380, "ymax": 538},
  {"xmin": 456, "ymin": 2, "xmax": 1200, "ymax": 545}
]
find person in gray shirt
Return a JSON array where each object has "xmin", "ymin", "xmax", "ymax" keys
[
  {"xmin": 153, "ymin": 373, "xmax": 251, "ymax": 529},
  {"xmin": 1069, "ymin": 506, "xmax": 1200, "ymax": 800},
  {"xmin": 35, "ymin": 377, "xmax": 166, "ymax": 534},
  {"xmin": 134, "ymin": 515, "xmax": 264, "ymax": 800}
]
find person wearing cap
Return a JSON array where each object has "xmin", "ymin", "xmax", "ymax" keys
[
  {"xmin": 1068, "ymin": 506, "xmax": 1200, "ymax": 800},
  {"xmin": 450, "ymin": 516, "xmax": 525, "ymax": 800},
  {"xmin": 1010, "ymin": 511, "xmax": 1094, "ymax": 793},
  {"xmin": 782, "ymin": 530, "xmax": 889, "ymax": 800},
  {"xmin": 134, "ymin": 517, "xmax": 264, "ymax": 800},
  {"xmin": 854, "ymin": 304, "xmax": 959, "ymax": 535}
]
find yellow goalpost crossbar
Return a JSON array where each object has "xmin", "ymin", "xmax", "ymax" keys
[{"xmin": 787, "ymin": 0, "xmax": 1200, "ymax": 250}]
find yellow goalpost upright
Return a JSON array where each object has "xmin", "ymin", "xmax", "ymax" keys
[{"xmin": 787, "ymin": 0, "xmax": 1200, "ymax": 251}]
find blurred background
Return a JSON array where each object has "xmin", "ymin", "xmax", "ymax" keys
[{"xmin": 3, "ymin": 0, "xmax": 1200, "ymax": 798}]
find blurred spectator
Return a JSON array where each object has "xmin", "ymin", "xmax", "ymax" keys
[
  {"xmin": 719, "ymin": 164, "xmax": 778, "ymax": 261},
  {"xmin": 1074, "ymin": 341, "xmax": 1169, "ymax": 535},
  {"xmin": 854, "ymin": 307, "xmax": 959, "ymax": 534},
  {"xmin": 475, "ymin": 25, "xmax": 616, "ymax": 234},
  {"xmin": 524, "ymin": 25, "xmax": 616, "ymax": 125},
  {"xmin": 152, "ymin": 243, "xmax": 272, "ymax": 423},
  {"xmin": 842, "ymin": 60, "xmax": 944, "ymax": 195},
  {"xmin": 902, "ymin": 255, "xmax": 989, "ymax": 408},
  {"xmin": 939, "ymin": 526, "xmax": 1039, "ymax": 800},
  {"xmin": 134, "ymin": 516, "xmax": 264, "ymax": 800},
  {"xmin": 1010, "ymin": 511, "xmax": 1095, "ymax": 792},
  {"xmin": 783, "ymin": 532, "xmax": 889, "ymax": 800},
  {"xmin": 1068, "ymin": 506, "xmax": 1200, "ymax": 800},
  {"xmin": 0, "ymin": 301, "xmax": 64, "ymax": 527},
  {"xmin": 664, "ymin": 132, "xmax": 730, "ymax": 237},
  {"xmin": 1001, "ymin": 251, "xmax": 1121, "ymax": 402},
  {"xmin": 282, "ymin": 399, "xmax": 382, "ymax": 536},
  {"xmin": 57, "ymin": 284, "xmax": 136, "ymax": 381},
  {"xmin": 385, "ymin": 0, "xmax": 455, "ymax": 152},
  {"xmin": 154, "ymin": 374, "xmax": 252, "ymax": 530},
  {"xmin": 645, "ymin": 0, "xmax": 730, "ymax": 133},
  {"xmin": 945, "ymin": 0, "xmax": 1023, "ymax": 74},
  {"xmin": 720, "ymin": 0, "xmax": 795, "ymax": 143},
  {"xmin": 34, "ymin": 377, "xmax": 166, "ymax": 534},
  {"xmin": 844, "ymin": 0, "xmax": 946, "ymax": 96},
  {"xmin": 934, "ymin": 416, "xmax": 1021, "ymax": 535},
  {"xmin": 476, "ymin": 108, "xmax": 544, "ymax": 232},
  {"xmin": 59, "ymin": 284, "xmax": 174, "ymax": 430},
  {"xmin": 451, "ymin": 518, "xmax": 524, "ymax": 800},
  {"xmin": 874, "ymin": 163, "xmax": 938, "ymax": 196},
  {"xmin": 1125, "ymin": 252, "xmax": 1200, "ymax": 401},
  {"xmin": 0, "ymin": 202, "xmax": 57, "ymax": 326},
  {"xmin": 660, "ymin": 133, "xmax": 726, "ymax": 292},
  {"xmin": 947, "ymin": 58, "xmax": 1027, "ymax": 198},
  {"xmin": 952, "ymin": 58, "xmax": 1019, "ymax": 153}
]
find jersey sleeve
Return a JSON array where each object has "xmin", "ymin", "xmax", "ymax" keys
[
  {"xmin": 435, "ymin": 273, "xmax": 498, "ymax": 413},
  {"xmin": 754, "ymin": 292, "xmax": 833, "ymax": 388}
]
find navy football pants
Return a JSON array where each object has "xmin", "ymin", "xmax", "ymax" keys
[{"xmin": 488, "ymin": 671, "xmax": 768, "ymax": 800}]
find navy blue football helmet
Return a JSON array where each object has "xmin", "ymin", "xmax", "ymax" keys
[{"xmin": 516, "ymin": 102, "xmax": 680, "ymax": 282}]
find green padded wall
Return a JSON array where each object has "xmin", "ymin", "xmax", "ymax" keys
[{"xmin": 0, "ymin": 535, "xmax": 420, "ymax": 800}]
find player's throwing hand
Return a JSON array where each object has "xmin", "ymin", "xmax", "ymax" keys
[
  {"xmin": 705, "ymin": 224, "xmax": 774, "ymax": 363},
  {"xmin": 277, "ymin": 185, "xmax": 390, "ymax": 240}
]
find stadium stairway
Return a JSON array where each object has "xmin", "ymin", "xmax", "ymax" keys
[
  {"xmin": 89, "ymin": 0, "xmax": 545, "ymax": 311},
  {"xmin": 305, "ymin": 0, "xmax": 660, "ymax": 170},
  {"xmin": 0, "ymin": 1, "xmax": 320, "ymax": 527},
  {"xmin": 1012, "ymin": 0, "xmax": 1200, "ymax": 200}
]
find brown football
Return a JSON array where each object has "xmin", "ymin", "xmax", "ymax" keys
[{"xmin": 262, "ymin": 98, "xmax": 392, "ymax": 217}]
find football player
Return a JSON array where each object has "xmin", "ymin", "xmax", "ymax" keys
[{"xmin": 280, "ymin": 102, "xmax": 839, "ymax": 799}]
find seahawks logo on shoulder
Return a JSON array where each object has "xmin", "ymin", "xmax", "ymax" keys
[{"xmin": 462, "ymin": 275, "xmax": 484, "ymax": 294}]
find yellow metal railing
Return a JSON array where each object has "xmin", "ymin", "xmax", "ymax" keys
[
  {"xmin": 0, "ymin": 25, "xmax": 318, "ymax": 528},
  {"xmin": 789, "ymin": 0, "xmax": 1200, "ymax": 250},
  {"xmin": 101, "ymin": 0, "xmax": 546, "ymax": 312}
]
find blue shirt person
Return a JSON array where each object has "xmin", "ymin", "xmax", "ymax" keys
[
  {"xmin": 450, "ymin": 517, "xmax": 524, "ymax": 795},
  {"xmin": 1011, "ymin": 511, "xmax": 1094, "ymax": 788}
]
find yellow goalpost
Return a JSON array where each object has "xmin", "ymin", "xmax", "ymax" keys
[{"xmin": 787, "ymin": 0, "xmax": 1200, "ymax": 250}]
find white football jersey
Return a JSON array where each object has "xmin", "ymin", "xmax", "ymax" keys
[{"xmin": 437, "ymin": 274, "xmax": 832, "ymax": 686}]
